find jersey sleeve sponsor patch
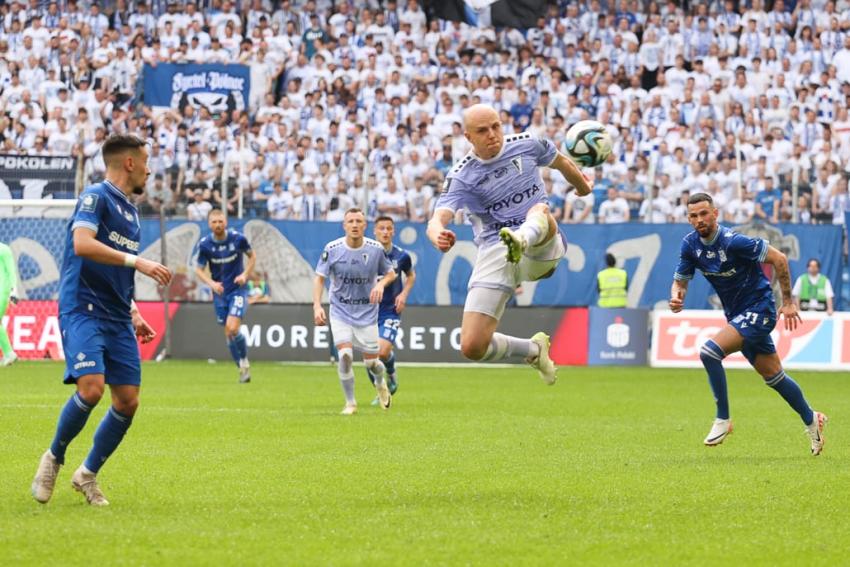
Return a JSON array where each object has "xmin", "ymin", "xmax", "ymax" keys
[{"xmin": 80, "ymin": 193, "xmax": 98, "ymax": 213}]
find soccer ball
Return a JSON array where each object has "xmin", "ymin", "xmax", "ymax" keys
[{"xmin": 563, "ymin": 120, "xmax": 613, "ymax": 168}]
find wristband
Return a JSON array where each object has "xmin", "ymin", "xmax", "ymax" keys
[{"xmin": 124, "ymin": 253, "xmax": 138, "ymax": 268}]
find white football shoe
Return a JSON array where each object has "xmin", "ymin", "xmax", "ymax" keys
[
  {"xmin": 805, "ymin": 411, "xmax": 828, "ymax": 456},
  {"xmin": 528, "ymin": 332, "xmax": 557, "ymax": 385},
  {"xmin": 31, "ymin": 449, "xmax": 61, "ymax": 504},
  {"xmin": 71, "ymin": 466, "xmax": 109, "ymax": 506},
  {"xmin": 704, "ymin": 418, "xmax": 733, "ymax": 446},
  {"xmin": 1, "ymin": 352, "xmax": 18, "ymax": 367},
  {"xmin": 238, "ymin": 358, "xmax": 251, "ymax": 383},
  {"xmin": 340, "ymin": 403, "xmax": 358, "ymax": 416},
  {"xmin": 375, "ymin": 380, "xmax": 391, "ymax": 410}
]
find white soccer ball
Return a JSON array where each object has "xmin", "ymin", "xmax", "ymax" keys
[{"xmin": 563, "ymin": 120, "xmax": 613, "ymax": 168}]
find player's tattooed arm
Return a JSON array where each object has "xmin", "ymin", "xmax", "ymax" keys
[
  {"xmin": 669, "ymin": 279, "xmax": 689, "ymax": 313},
  {"xmin": 313, "ymin": 275, "xmax": 327, "ymax": 325},
  {"xmin": 765, "ymin": 245, "xmax": 802, "ymax": 330},
  {"xmin": 548, "ymin": 152, "xmax": 593, "ymax": 196}
]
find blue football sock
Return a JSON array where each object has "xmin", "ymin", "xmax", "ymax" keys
[
  {"xmin": 84, "ymin": 407, "xmax": 133, "ymax": 474},
  {"xmin": 384, "ymin": 352, "xmax": 396, "ymax": 377},
  {"xmin": 226, "ymin": 337, "xmax": 241, "ymax": 367},
  {"xmin": 233, "ymin": 332, "xmax": 248, "ymax": 360},
  {"xmin": 700, "ymin": 340, "xmax": 730, "ymax": 420},
  {"xmin": 50, "ymin": 392, "xmax": 96, "ymax": 465},
  {"xmin": 766, "ymin": 370, "xmax": 814, "ymax": 425}
]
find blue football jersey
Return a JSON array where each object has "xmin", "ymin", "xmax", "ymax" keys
[
  {"xmin": 316, "ymin": 237, "xmax": 393, "ymax": 327},
  {"xmin": 196, "ymin": 229, "xmax": 252, "ymax": 296},
  {"xmin": 58, "ymin": 181, "xmax": 140, "ymax": 322},
  {"xmin": 379, "ymin": 244, "xmax": 413, "ymax": 318},
  {"xmin": 674, "ymin": 226, "xmax": 774, "ymax": 319},
  {"xmin": 435, "ymin": 133, "xmax": 557, "ymax": 247}
]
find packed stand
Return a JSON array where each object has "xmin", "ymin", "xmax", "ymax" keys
[{"xmin": 1, "ymin": 0, "xmax": 849, "ymax": 225}]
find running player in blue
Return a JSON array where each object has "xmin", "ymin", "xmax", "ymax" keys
[
  {"xmin": 194, "ymin": 209, "xmax": 256, "ymax": 383},
  {"xmin": 426, "ymin": 104, "xmax": 592, "ymax": 383},
  {"xmin": 367, "ymin": 216, "xmax": 415, "ymax": 401},
  {"xmin": 31, "ymin": 134, "xmax": 173, "ymax": 506},
  {"xmin": 314, "ymin": 208, "xmax": 396, "ymax": 415},
  {"xmin": 670, "ymin": 193, "xmax": 827, "ymax": 454}
]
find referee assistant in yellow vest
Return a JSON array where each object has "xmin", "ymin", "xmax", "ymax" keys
[
  {"xmin": 792, "ymin": 258, "xmax": 834, "ymax": 315},
  {"xmin": 597, "ymin": 253, "xmax": 628, "ymax": 308}
]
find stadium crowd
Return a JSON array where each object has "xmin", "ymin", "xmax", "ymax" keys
[{"xmin": 1, "ymin": 0, "xmax": 850, "ymax": 225}]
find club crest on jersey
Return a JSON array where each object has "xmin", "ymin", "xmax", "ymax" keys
[
  {"xmin": 511, "ymin": 157, "xmax": 523, "ymax": 174},
  {"xmin": 719, "ymin": 249, "xmax": 727, "ymax": 262},
  {"xmin": 362, "ymin": 253, "xmax": 368, "ymax": 263}
]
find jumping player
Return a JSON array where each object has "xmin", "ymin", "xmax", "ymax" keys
[
  {"xmin": 31, "ymin": 134, "xmax": 172, "ymax": 506},
  {"xmin": 426, "ymin": 104, "xmax": 592, "ymax": 383},
  {"xmin": 670, "ymin": 192, "xmax": 827, "ymax": 454},
  {"xmin": 195, "ymin": 209, "xmax": 256, "ymax": 383},
  {"xmin": 314, "ymin": 208, "xmax": 396, "ymax": 415},
  {"xmin": 367, "ymin": 216, "xmax": 415, "ymax": 400}
]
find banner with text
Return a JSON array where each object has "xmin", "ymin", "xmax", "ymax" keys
[
  {"xmin": 0, "ymin": 154, "xmax": 77, "ymax": 207},
  {"xmin": 142, "ymin": 63, "xmax": 250, "ymax": 114},
  {"xmin": 2, "ymin": 218, "xmax": 843, "ymax": 311},
  {"xmin": 651, "ymin": 310, "xmax": 850, "ymax": 371}
]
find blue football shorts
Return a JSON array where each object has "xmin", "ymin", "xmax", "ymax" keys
[
  {"xmin": 60, "ymin": 312, "xmax": 141, "ymax": 386},
  {"xmin": 214, "ymin": 289, "xmax": 248, "ymax": 325},
  {"xmin": 378, "ymin": 315, "xmax": 401, "ymax": 344},
  {"xmin": 729, "ymin": 305, "xmax": 778, "ymax": 365}
]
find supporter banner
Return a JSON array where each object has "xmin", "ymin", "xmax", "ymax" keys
[
  {"xmin": 587, "ymin": 307, "xmax": 649, "ymax": 366},
  {"xmin": 0, "ymin": 154, "xmax": 77, "ymax": 201},
  {"xmin": 142, "ymin": 63, "xmax": 250, "ymax": 114},
  {"xmin": 651, "ymin": 310, "xmax": 850, "ymax": 371},
  {"xmin": 170, "ymin": 303, "xmax": 565, "ymax": 363},
  {"xmin": 3, "ymin": 219, "xmax": 843, "ymax": 310}
]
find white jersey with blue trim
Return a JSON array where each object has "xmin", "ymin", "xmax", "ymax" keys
[
  {"xmin": 316, "ymin": 237, "xmax": 393, "ymax": 327},
  {"xmin": 435, "ymin": 133, "xmax": 558, "ymax": 247}
]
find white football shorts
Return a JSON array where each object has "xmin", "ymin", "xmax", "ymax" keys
[
  {"xmin": 329, "ymin": 315, "xmax": 379, "ymax": 354},
  {"xmin": 464, "ymin": 231, "xmax": 567, "ymax": 319}
]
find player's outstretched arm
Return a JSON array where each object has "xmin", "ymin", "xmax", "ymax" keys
[
  {"xmin": 194, "ymin": 265, "xmax": 224, "ymax": 295},
  {"xmin": 765, "ymin": 245, "xmax": 802, "ymax": 331},
  {"xmin": 426, "ymin": 208, "xmax": 456, "ymax": 252},
  {"xmin": 313, "ymin": 274, "xmax": 327, "ymax": 325},
  {"xmin": 73, "ymin": 228, "xmax": 171, "ymax": 286},
  {"xmin": 669, "ymin": 279, "xmax": 688, "ymax": 313},
  {"xmin": 548, "ymin": 152, "xmax": 593, "ymax": 196}
]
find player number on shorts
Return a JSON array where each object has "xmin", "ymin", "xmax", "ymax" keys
[{"xmin": 233, "ymin": 296, "xmax": 244, "ymax": 308}]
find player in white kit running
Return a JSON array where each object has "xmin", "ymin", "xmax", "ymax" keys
[
  {"xmin": 426, "ymin": 104, "xmax": 593, "ymax": 383},
  {"xmin": 314, "ymin": 208, "xmax": 397, "ymax": 415}
]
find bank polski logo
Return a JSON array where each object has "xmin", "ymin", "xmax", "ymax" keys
[{"xmin": 606, "ymin": 316, "xmax": 630, "ymax": 348}]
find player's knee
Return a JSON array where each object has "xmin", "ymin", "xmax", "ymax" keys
[
  {"xmin": 114, "ymin": 397, "xmax": 139, "ymax": 417},
  {"xmin": 225, "ymin": 324, "xmax": 240, "ymax": 339},
  {"xmin": 338, "ymin": 347, "xmax": 353, "ymax": 374},
  {"xmin": 77, "ymin": 382, "xmax": 105, "ymax": 405},
  {"xmin": 699, "ymin": 340, "xmax": 725, "ymax": 365},
  {"xmin": 461, "ymin": 338, "xmax": 488, "ymax": 361},
  {"xmin": 378, "ymin": 343, "xmax": 393, "ymax": 359},
  {"xmin": 758, "ymin": 362, "xmax": 783, "ymax": 381}
]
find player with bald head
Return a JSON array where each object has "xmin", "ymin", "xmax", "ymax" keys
[{"xmin": 426, "ymin": 104, "xmax": 592, "ymax": 383}]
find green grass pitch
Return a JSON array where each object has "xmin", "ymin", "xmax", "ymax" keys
[{"xmin": 1, "ymin": 361, "xmax": 848, "ymax": 565}]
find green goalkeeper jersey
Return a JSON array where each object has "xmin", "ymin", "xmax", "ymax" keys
[{"xmin": 0, "ymin": 242, "xmax": 16, "ymax": 294}]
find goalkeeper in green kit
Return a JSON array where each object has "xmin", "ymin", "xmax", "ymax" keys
[{"xmin": 0, "ymin": 242, "xmax": 18, "ymax": 366}]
